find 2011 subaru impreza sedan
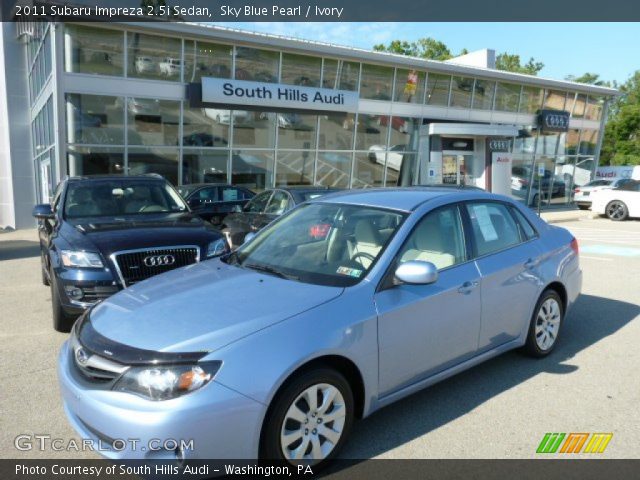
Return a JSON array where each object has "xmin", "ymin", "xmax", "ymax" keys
[{"xmin": 58, "ymin": 188, "xmax": 581, "ymax": 466}]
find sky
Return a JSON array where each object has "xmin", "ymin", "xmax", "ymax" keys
[{"xmin": 214, "ymin": 22, "xmax": 640, "ymax": 85}]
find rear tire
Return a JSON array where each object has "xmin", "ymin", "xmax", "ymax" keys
[
  {"xmin": 261, "ymin": 368, "xmax": 354, "ymax": 469},
  {"xmin": 522, "ymin": 289, "xmax": 564, "ymax": 358},
  {"xmin": 605, "ymin": 200, "xmax": 628, "ymax": 221},
  {"xmin": 50, "ymin": 271, "xmax": 77, "ymax": 333}
]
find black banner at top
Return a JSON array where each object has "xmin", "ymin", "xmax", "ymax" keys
[{"xmin": 3, "ymin": 0, "xmax": 640, "ymax": 22}]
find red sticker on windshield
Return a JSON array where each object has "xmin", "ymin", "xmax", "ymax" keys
[{"xmin": 309, "ymin": 223, "xmax": 331, "ymax": 239}]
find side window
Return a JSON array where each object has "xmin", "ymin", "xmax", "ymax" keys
[
  {"xmin": 198, "ymin": 188, "xmax": 218, "ymax": 201},
  {"xmin": 220, "ymin": 187, "xmax": 241, "ymax": 202},
  {"xmin": 466, "ymin": 202, "xmax": 521, "ymax": 257},
  {"xmin": 397, "ymin": 205, "xmax": 466, "ymax": 270},
  {"xmin": 265, "ymin": 190, "xmax": 291, "ymax": 215},
  {"xmin": 510, "ymin": 206, "xmax": 537, "ymax": 241},
  {"xmin": 245, "ymin": 191, "xmax": 271, "ymax": 213}
]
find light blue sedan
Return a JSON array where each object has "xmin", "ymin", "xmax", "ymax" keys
[{"xmin": 58, "ymin": 188, "xmax": 581, "ymax": 466}]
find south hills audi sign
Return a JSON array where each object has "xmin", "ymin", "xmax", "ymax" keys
[
  {"xmin": 538, "ymin": 109, "xmax": 570, "ymax": 133},
  {"xmin": 196, "ymin": 77, "xmax": 359, "ymax": 112}
]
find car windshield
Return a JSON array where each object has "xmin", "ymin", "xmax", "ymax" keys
[
  {"xmin": 224, "ymin": 203, "xmax": 406, "ymax": 287},
  {"xmin": 64, "ymin": 180, "xmax": 188, "ymax": 218}
]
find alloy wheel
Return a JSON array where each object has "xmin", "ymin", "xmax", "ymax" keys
[
  {"xmin": 534, "ymin": 298, "xmax": 561, "ymax": 351},
  {"xmin": 606, "ymin": 201, "xmax": 626, "ymax": 220},
  {"xmin": 280, "ymin": 383, "xmax": 346, "ymax": 462}
]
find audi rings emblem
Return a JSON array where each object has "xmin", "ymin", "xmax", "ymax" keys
[{"xmin": 144, "ymin": 254, "xmax": 176, "ymax": 267}]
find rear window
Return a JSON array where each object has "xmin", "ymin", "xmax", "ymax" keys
[{"xmin": 510, "ymin": 206, "xmax": 537, "ymax": 241}]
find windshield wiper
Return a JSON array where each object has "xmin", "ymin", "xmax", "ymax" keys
[{"xmin": 244, "ymin": 262, "xmax": 298, "ymax": 281}]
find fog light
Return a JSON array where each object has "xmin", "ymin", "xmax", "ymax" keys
[{"xmin": 65, "ymin": 286, "xmax": 84, "ymax": 300}]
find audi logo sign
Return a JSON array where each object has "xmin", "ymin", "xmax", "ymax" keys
[
  {"xmin": 488, "ymin": 139, "xmax": 511, "ymax": 152},
  {"xmin": 538, "ymin": 109, "xmax": 570, "ymax": 133},
  {"xmin": 144, "ymin": 255, "xmax": 176, "ymax": 267}
]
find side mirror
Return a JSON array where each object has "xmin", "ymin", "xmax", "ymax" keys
[
  {"xmin": 395, "ymin": 261, "xmax": 438, "ymax": 285},
  {"xmin": 32, "ymin": 204, "xmax": 54, "ymax": 220},
  {"xmin": 243, "ymin": 232, "xmax": 256, "ymax": 244}
]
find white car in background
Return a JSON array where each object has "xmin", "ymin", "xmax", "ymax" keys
[
  {"xmin": 368, "ymin": 144, "xmax": 406, "ymax": 171},
  {"xmin": 590, "ymin": 180, "xmax": 640, "ymax": 221},
  {"xmin": 158, "ymin": 57, "xmax": 182, "ymax": 77},
  {"xmin": 573, "ymin": 178, "xmax": 635, "ymax": 210},
  {"xmin": 203, "ymin": 109, "xmax": 252, "ymax": 125},
  {"xmin": 134, "ymin": 56, "xmax": 156, "ymax": 74}
]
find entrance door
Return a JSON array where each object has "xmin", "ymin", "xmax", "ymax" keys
[{"xmin": 442, "ymin": 154, "xmax": 474, "ymax": 186}]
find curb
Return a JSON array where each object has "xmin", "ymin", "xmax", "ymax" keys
[{"xmin": 540, "ymin": 211, "xmax": 598, "ymax": 224}]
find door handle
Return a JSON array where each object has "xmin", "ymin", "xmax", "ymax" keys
[
  {"xmin": 458, "ymin": 281, "xmax": 479, "ymax": 294},
  {"xmin": 524, "ymin": 258, "xmax": 540, "ymax": 269}
]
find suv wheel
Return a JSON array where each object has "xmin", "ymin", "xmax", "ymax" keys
[
  {"xmin": 261, "ymin": 368, "xmax": 354, "ymax": 468},
  {"xmin": 50, "ymin": 269, "xmax": 76, "ymax": 333}
]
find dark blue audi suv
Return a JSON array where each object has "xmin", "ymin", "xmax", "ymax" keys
[{"xmin": 33, "ymin": 174, "xmax": 227, "ymax": 332}]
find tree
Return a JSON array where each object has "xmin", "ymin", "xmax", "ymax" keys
[
  {"xmin": 374, "ymin": 37, "xmax": 454, "ymax": 61},
  {"xmin": 495, "ymin": 53, "xmax": 544, "ymax": 75},
  {"xmin": 565, "ymin": 73, "xmax": 611, "ymax": 87}
]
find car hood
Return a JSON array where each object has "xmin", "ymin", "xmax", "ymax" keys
[
  {"xmin": 86, "ymin": 258, "xmax": 344, "ymax": 354},
  {"xmin": 60, "ymin": 213, "xmax": 221, "ymax": 254}
]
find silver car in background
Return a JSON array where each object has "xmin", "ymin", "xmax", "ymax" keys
[{"xmin": 58, "ymin": 188, "xmax": 581, "ymax": 466}]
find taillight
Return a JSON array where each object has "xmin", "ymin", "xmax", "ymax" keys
[
  {"xmin": 574, "ymin": 188, "xmax": 580, "ymax": 193},
  {"xmin": 570, "ymin": 237, "xmax": 579, "ymax": 256}
]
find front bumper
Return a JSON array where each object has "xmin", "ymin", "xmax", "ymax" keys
[
  {"xmin": 54, "ymin": 267, "xmax": 119, "ymax": 314},
  {"xmin": 57, "ymin": 341, "xmax": 265, "ymax": 460}
]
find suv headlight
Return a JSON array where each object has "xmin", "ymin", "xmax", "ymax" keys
[
  {"xmin": 60, "ymin": 250, "xmax": 104, "ymax": 268},
  {"xmin": 113, "ymin": 361, "xmax": 221, "ymax": 401},
  {"xmin": 206, "ymin": 238, "xmax": 228, "ymax": 258}
]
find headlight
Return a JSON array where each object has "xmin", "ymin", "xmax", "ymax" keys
[
  {"xmin": 113, "ymin": 361, "xmax": 221, "ymax": 401},
  {"xmin": 206, "ymin": 238, "xmax": 228, "ymax": 258},
  {"xmin": 60, "ymin": 250, "xmax": 104, "ymax": 268}
]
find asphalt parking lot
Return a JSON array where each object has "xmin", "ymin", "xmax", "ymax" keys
[{"xmin": 1, "ymin": 217, "xmax": 638, "ymax": 459}]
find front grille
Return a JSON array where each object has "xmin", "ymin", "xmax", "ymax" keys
[
  {"xmin": 70, "ymin": 333, "xmax": 128, "ymax": 384},
  {"xmin": 112, "ymin": 246, "xmax": 199, "ymax": 287}
]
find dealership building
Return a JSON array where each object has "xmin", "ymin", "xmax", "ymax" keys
[{"xmin": 0, "ymin": 20, "xmax": 618, "ymax": 229}]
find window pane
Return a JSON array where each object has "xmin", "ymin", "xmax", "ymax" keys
[
  {"xmin": 359, "ymin": 64, "xmax": 393, "ymax": 100},
  {"xmin": 276, "ymin": 151, "xmax": 315, "ymax": 186},
  {"xmin": 318, "ymin": 113, "xmax": 354, "ymax": 150},
  {"xmin": 579, "ymin": 130, "xmax": 599, "ymax": 155},
  {"xmin": 127, "ymin": 148, "xmax": 179, "ymax": 185},
  {"xmin": 573, "ymin": 156, "xmax": 596, "ymax": 187},
  {"xmin": 64, "ymin": 25, "xmax": 123, "ymax": 76},
  {"xmin": 127, "ymin": 99, "xmax": 180, "ymax": 146},
  {"xmin": 182, "ymin": 149, "xmax": 228, "ymax": 184},
  {"xmin": 316, "ymin": 152, "xmax": 352, "ymax": 188},
  {"xmin": 466, "ymin": 202, "xmax": 521, "ymax": 256},
  {"xmin": 265, "ymin": 190, "xmax": 291, "ymax": 215},
  {"xmin": 355, "ymin": 114, "xmax": 390, "ymax": 150},
  {"xmin": 572, "ymin": 93, "xmax": 586, "ymax": 118},
  {"xmin": 494, "ymin": 83, "xmax": 520, "ymax": 112},
  {"xmin": 585, "ymin": 96, "xmax": 605, "ymax": 121},
  {"xmin": 234, "ymin": 47, "xmax": 278, "ymax": 83},
  {"xmin": 184, "ymin": 40, "xmax": 232, "ymax": 83},
  {"xmin": 394, "ymin": 69, "xmax": 425, "ymax": 103},
  {"xmin": 511, "ymin": 207, "xmax": 536, "ymax": 240},
  {"xmin": 510, "ymin": 154, "xmax": 535, "ymax": 205},
  {"xmin": 352, "ymin": 152, "xmax": 385, "ymax": 188},
  {"xmin": 128, "ymin": 32, "xmax": 182, "ymax": 80},
  {"xmin": 558, "ymin": 129, "xmax": 580, "ymax": 156},
  {"xmin": 399, "ymin": 205, "xmax": 466, "ymax": 269},
  {"xmin": 385, "ymin": 151, "xmax": 413, "ymax": 186},
  {"xmin": 231, "ymin": 150, "xmax": 274, "ymax": 191},
  {"xmin": 322, "ymin": 59, "xmax": 359, "ymax": 91},
  {"xmin": 450, "ymin": 76, "xmax": 474, "ymax": 108},
  {"xmin": 183, "ymin": 107, "xmax": 230, "ymax": 147},
  {"xmin": 245, "ymin": 191, "xmax": 272, "ymax": 212},
  {"xmin": 543, "ymin": 90, "xmax": 567, "ymax": 110},
  {"xmin": 426, "ymin": 73, "xmax": 451, "ymax": 106},
  {"xmin": 281, "ymin": 53, "xmax": 321, "ymax": 87},
  {"xmin": 232, "ymin": 111, "xmax": 276, "ymax": 148},
  {"xmin": 472, "ymin": 80, "xmax": 495, "ymax": 110},
  {"xmin": 520, "ymin": 86, "xmax": 543, "ymax": 114},
  {"xmin": 67, "ymin": 146, "xmax": 125, "ymax": 176},
  {"xmin": 277, "ymin": 114, "xmax": 317, "ymax": 149},
  {"xmin": 389, "ymin": 117, "xmax": 420, "ymax": 151},
  {"xmin": 65, "ymin": 94, "xmax": 124, "ymax": 145}
]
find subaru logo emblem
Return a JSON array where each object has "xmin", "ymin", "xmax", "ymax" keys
[
  {"xmin": 143, "ymin": 254, "xmax": 176, "ymax": 267},
  {"xmin": 75, "ymin": 348, "xmax": 89, "ymax": 365}
]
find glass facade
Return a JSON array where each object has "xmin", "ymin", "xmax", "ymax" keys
[{"xmin": 52, "ymin": 24, "xmax": 612, "ymax": 203}]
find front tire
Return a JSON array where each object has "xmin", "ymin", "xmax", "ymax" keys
[
  {"xmin": 522, "ymin": 289, "xmax": 564, "ymax": 358},
  {"xmin": 261, "ymin": 368, "xmax": 354, "ymax": 468},
  {"xmin": 50, "ymin": 270, "xmax": 77, "ymax": 333},
  {"xmin": 606, "ymin": 200, "xmax": 628, "ymax": 221}
]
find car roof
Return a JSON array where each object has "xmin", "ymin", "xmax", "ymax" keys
[{"xmin": 312, "ymin": 187, "xmax": 497, "ymax": 212}]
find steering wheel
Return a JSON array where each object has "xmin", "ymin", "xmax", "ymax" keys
[{"xmin": 350, "ymin": 251, "xmax": 376, "ymax": 267}]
